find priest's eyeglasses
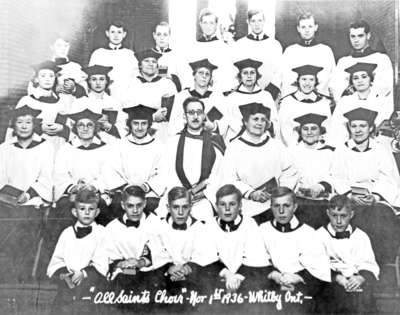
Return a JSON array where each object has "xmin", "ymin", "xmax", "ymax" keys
[
  {"xmin": 76, "ymin": 122, "xmax": 95, "ymax": 129},
  {"xmin": 186, "ymin": 110, "xmax": 204, "ymax": 116}
]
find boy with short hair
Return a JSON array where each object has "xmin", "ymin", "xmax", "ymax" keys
[
  {"xmin": 47, "ymin": 185, "xmax": 105, "ymax": 314},
  {"xmin": 317, "ymin": 195, "xmax": 379, "ymax": 314}
]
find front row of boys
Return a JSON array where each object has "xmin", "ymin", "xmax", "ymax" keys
[{"xmin": 48, "ymin": 184, "xmax": 379, "ymax": 314}]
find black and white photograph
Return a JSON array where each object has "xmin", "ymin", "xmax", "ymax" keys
[{"xmin": 0, "ymin": 0, "xmax": 399, "ymax": 314}]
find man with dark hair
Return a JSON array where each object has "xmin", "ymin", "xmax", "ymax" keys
[
  {"xmin": 233, "ymin": 9, "xmax": 283, "ymax": 99},
  {"xmin": 259, "ymin": 186, "xmax": 331, "ymax": 313},
  {"xmin": 154, "ymin": 96, "xmax": 225, "ymax": 222},
  {"xmin": 329, "ymin": 20, "xmax": 393, "ymax": 103},
  {"xmin": 281, "ymin": 12, "xmax": 335, "ymax": 98},
  {"xmin": 89, "ymin": 20, "xmax": 138, "ymax": 102}
]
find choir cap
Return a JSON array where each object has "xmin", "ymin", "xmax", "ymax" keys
[
  {"xmin": 239, "ymin": 102, "xmax": 270, "ymax": 120},
  {"xmin": 123, "ymin": 105, "xmax": 156, "ymax": 121},
  {"xmin": 32, "ymin": 60, "xmax": 61, "ymax": 73},
  {"xmin": 294, "ymin": 113, "xmax": 327, "ymax": 126},
  {"xmin": 344, "ymin": 62, "xmax": 377, "ymax": 75},
  {"xmin": 189, "ymin": 58, "xmax": 218, "ymax": 72},
  {"xmin": 234, "ymin": 58, "xmax": 263, "ymax": 71},
  {"xmin": 135, "ymin": 49, "xmax": 162, "ymax": 62},
  {"xmin": 82, "ymin": 65, "xmax": 113, "ymax": 76},
  {"xmin": 343, "ymin": 107, "xmax": 378, "ymax": 124},
  {"xmin": 12, "ymin": 105, "xmax": 42, "ymax": 118},
  {"xmin": 292, "ymin": 65, "xmax": 323, "ymax": 77},
  {"xmin": 69, "ymin": 109, "xmax": 102, "ymax": 122}
]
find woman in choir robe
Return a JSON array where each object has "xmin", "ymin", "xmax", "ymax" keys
[
  {"xmin": 279, "ymin": 64, "xmax": 332, "ymax": 147},
  {"xmin": 219, "ymin": 102, "xmax": 298, "ymax": 220},
  {"xmin": 327, "ymin": 62, "xmax": 393, "ymax": 147},
  {"xmin": 259, "ymin": 187, "xmax": 331, "ymax": 314},
  {"xmin": 168, "ymin": 58, "xmax": 227, "ymax": 137},
  {"xmin": 70, "ymin": 65, "xmax": 127, "ymax": 141},
  {"xmin": 123, "ymin": 49, "xmax": 178, "ymax": 143},
  {"xmin": 289, "ymin": 113, "xmax": 334, "ymax": 229},
  {"xmin": 114, "ymin": 105, "xmax": 164, "ymax": 214},
  {"xmin": 224, "ymin": 58, "xmax": 279, "ymax": 141},
  {"xmin": 317, "ymin": 195, "xmax": 379, "ymax": 314},
  {"xmin": 331, "ymin": 107, "xmax": 400, "ymax": 265},
  {"xmin": 13, "ymin": 61, "xmax": 70, "ymax": 146},
  {"xmin": 204, "ymin": 184, "xmax": 270, "ymax": 294}
]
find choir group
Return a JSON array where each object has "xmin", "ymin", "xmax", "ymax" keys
[{"xmin": 1, "ymin": 7, "xmax": 400, "ymax": 315}]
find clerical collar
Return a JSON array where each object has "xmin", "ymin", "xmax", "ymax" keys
[
  {"xmin": 217, "ymin": 214, "xmax": 243, "ymax": 232},
  {"xmin": 198, "ymin": 35, "xmax": 218, "ymax": 42},
  {"xmin": 153, "ymin": 47, "xmax": 171, "ymax": 53},
  {"xmin": 108, "ymin": 43, "xmax": 123, "ymax": 50},
  {"xmin": 70, "ymin": 135, "xmax": 105, "ymax": 150},
  {"xmin": 189, "ymin": 89, "xmax": 212, "ymax": 99},
  {"xmin": 298, "ymin": 38, "xmax": 318, "ymax": 47},
  {"xmin": 236, "ymin": 83, "xmax": 262, "ymax": 94},
  {"xmin": 12, "ymin": 133, "xmax": 44, "ymax": 149},
  {"xmin": 126, "ymin": 133, "xmax": 154, "ymax": 145},
  {"xmin": 247, "ymin": 33, "xmax": 269, "ymax": 41},
  {"xmin": 351, "ymin": 46, "xmax": 374, "ymax": 58},
  {"xmin": 326, "ymin": 223, "xmax": 354, "ymax": 239},
  {"xmin": 239, "ymin": 131, "xmax": 270, "ymax": 147},
  {"xmin": 292, "ymin": 91, "xmax": 320, "ymax": 103},
  {"xmin": 272, "ymin": 216, "xmax": 302, "ymax": 233},
  {"xmin": 88, "ymin": 91, "xmax": 107, "ymax": 100},
  {"xmin": 136, "ymin": 75, "xmax": 162, "ymax": 83},
  {"xmin": 345, "ymin": 138, "xmax": 372, "ymax": 152}
]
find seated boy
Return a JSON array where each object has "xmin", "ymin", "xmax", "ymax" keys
[
  {"xmin": 317, "ymin": 195, "xmax": 380, "ymax": 314},
  {"xmin": 259, "ymin": 187, "xmax": 331, "ymax": 313},
  {"xmin": 47, "ymin": 185, "xmax": 105, "ymax": 315},
  {"xmin": 157, "ymin": 186, "xmax": 218, "ymax": 294},
  {"xmin": 205, "ymin": 184, "xmax": 270, "ymax": 293}
]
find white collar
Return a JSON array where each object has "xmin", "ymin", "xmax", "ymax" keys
[
  {"xmin": 327, "ymin": 223, "xmax": 353, "ymax": 235},
  {"xmin": 109, "ymin": 43, "xmax": 122, "ymax": 50},
  {"xmin": 126, "ymin": 133, "xmax": 154, "ymax": 144},
  {"xmin": 10, "ymin": 133, "xmax": 42, "ymax": 144},
  {"xmin": 74, "ymin": 221, "xmax": 96, "ymax": 229},
  {"xmin": 273, "ymin": 215, "xmax": 300, "ymax": 229},
  {"xmin": 70, "ymin": 135, "xmax": 102, "ymax": 147}
]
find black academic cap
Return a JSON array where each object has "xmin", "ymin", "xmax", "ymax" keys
[
  {"xmin": 233, "ymin": 58, "xmax": 263, "ymax": 71},
  {"xmin": 69, "ymin": 109, "xmax": 103, "ymax": 122},
  {"xmin": 82, "ymin": 65, "xmax": 113, "ymax": 76},
  {"xmin": 292, "ymin": 65, "xmax": 323, "ymax": 77},
  {"xmin": 189, "ymin": 58, "xmax": 218, "ymax": 72},
  {"xmin": 239, "ymin": 102, "xmax": 270, "ymax": 120},
  {"xmin": 344, "ymin": 62, "xmax": 377, "ymax": 74},
  {"xmin": 294, "ymin": 113, "xmax": 327, "ymax": 126},
  {"xmin": 12, "ymin": 105, "xmax": 41, "ymax": 118},
  {"xmin": 32, "ymin": 60, "xmax": 61, "ymax": 73},
  {"xmin": 123, "ymin": 105, "xmax": 156, "ymax": 121},
  {"xmin": 343, "ymin": 107, "xmax": 378, "ymax": 125},
  {"xmin": 135, "ymin": 49, "xmax": 162, "ymax": 62}
]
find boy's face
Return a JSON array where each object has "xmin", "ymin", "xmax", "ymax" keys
[
  {"xmin": 200, "ymin": 14, "xmax": 218, "ymax": 37},
  {"xmin": 153, "ymin": 25, "xmax": 170, "ymax": 49},
  {"xmin": 271, "ymin": 194, "xmax": 297, "ymax": 224},
  {"xmin": 248, "ymin": 12, "xmax": 265, "ymax": 35},
  {"xmin": 36, "ymin": 69, "xmax": 56, "ymax": 90},
  {"xmin": 106, "ymin": 25, "xmax": 127, "ymax": 45},
  {"xmin": 121, "ymin": 195, "xmax": 146, "ymax": 221},
  {"xmin": 51, "ymin": 38, "xmax": 70, "ymax": 58},
  {"xmin": 216, "ymin": 193, "xmax": 241, "ymax": 222},
  {"xmin": 72, "ymin": 202, "xmax": 99, "ymax": 225},
  {"xmin": 349, "ymin": 27, "xmax": 370, "ymax": 51},
  {"xmin": 88, "ymin": 74, "xmax": 107, "ymax": 93},
  {"xmin": 168, "ymin": 197, "xmax": 191, "ymax": 225},
  {"xmin": 327, "ymin": 206, "xmax": 354, "ymax": 233},
  {"xmin": 297, "ymin": 17, "xmax": 318, "ymax": 40}
]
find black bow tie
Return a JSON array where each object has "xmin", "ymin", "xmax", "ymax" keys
[
  {"xmin": 219, "ymin": 219, "xmax": 240, "ymax": 232},
  {"xmin": 76, "ymin": 226, "xmax": 92, "ymax": 239},
  {"xmin": 172, "ymin": 222, "xmax": 187, "ymax": 230},
  {"xmin": 300, "ymin": 99, "xmax": 314, "ymax": 103},
  {"xmin": 276, "ymin": 222, "xmax": 292, "ymax": 232},
  {"xmin": 335, "ymin": 231, "xmax": 350, "ymax": 239},
  {"xmin": 126, "ymin": 219, "xmax": 140, "ymax": 228}
]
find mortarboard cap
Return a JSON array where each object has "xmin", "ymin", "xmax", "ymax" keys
[
  {"xmin": 343, "ymin": 107, "xmax": 378, "ymax": 125},
  {"xmin": 69, "ymin": 108, "xmax": 103, "ymax": 122},
  {"xmin": 239, "ymin": 102, "xmax": 270, "ymax": 120},
  {"xmin": 32, "ymin": 60, "xmax": 61, "ymax": 73},
  {"xmin": 233, "ymin": 58, "xmax": 263, "ymax": 71},
  {"xmin": 189, "ymin": 58, "xmax": 218, "ymax": 72},
  {"xmin": 135, "ymin": 50, "xmax": 162, "ymax": 63},
  {"xmin": 123, "ymin": 105, "xmax": 156, "ymax": 121},
  {"xmin": 12, "ymin": 105, "xmax": 42, "ymax": 118},
  {"xmin": 344, "ymin": 62, "xmax": 377, "ymax": 75},
  {"xmin": 292, "ymin": 65, "xmax": 323, "ymax": 77},
  {"xmin": 82, "ymin": 65, "xmax": 113, "ymax": 76},
  {"xmin": 294, "ymin": 113, "xmax": 327, "ymax": 126}
]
